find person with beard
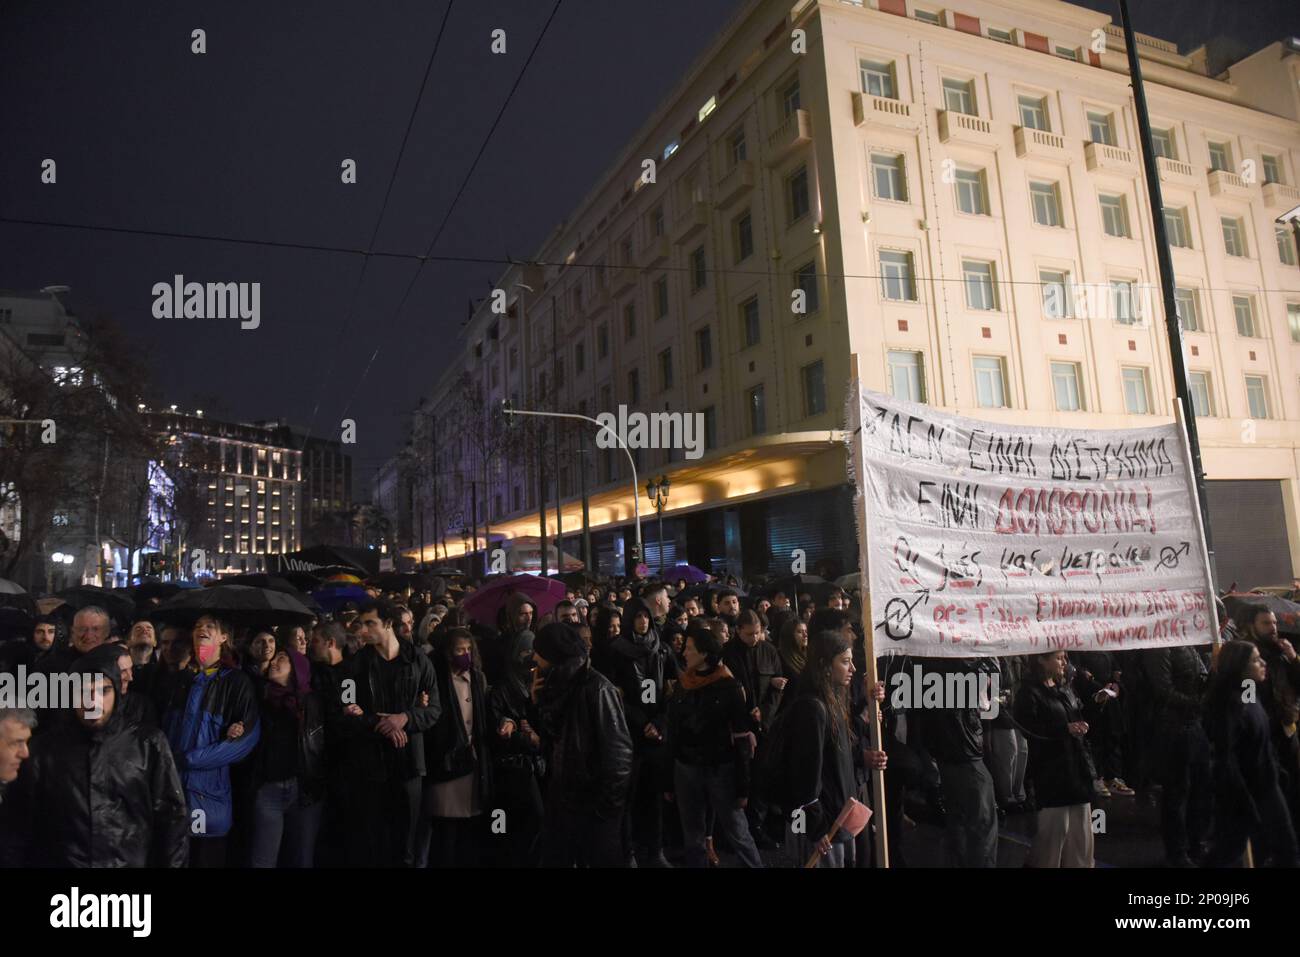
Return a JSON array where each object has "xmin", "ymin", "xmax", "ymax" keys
[
  {"xmin": 1238, "ymin": 605, "xmax": 1300, "ymax": 834},
  {"xmin": 610, "ymin": 596, "xmax": 679, "ymax": 867},
  {"xmin": 417, "ymin": 628, "xmax": 493, "ymax": 868},
  {"xmin": 483, "ymin": 594, "xmax": 538, "ymax": 686},
  {"xmin": 533, "ymin": 621, "xmax": 633, "ymax": 867},
  {"xmin": 489, "ymin": 629, "xmax": 545, "ymax": 867},
  {"xmin": 8, "ymin": 647, "xmax": 189, "ymax": 866},
  {"xmin": 33, "ymin": 606, "xmax": 113, "ymax": 680},
  {"xmin": 716, "ymin": 589, "xmax": 742, "ymax": 630},
  {"xmin": 0, "ymin": 614, "xmax": 58, "ymax": 676},
  {"xmin": 665, "ymin": 621, "xmax": 763, "ymax": 868},
  {"xmin": 248, "ymin": 646, "xmax": 326, "ymax": 868},
  {"xmin": 590, "ymin": 604, "xmax": 623, "ymax": 680}
]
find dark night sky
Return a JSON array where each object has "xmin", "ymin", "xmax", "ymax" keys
[{"xmin": 2, "ymin": 0, "xmax": 1297, "ymax": 494}]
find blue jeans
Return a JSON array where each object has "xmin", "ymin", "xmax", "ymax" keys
[
  {"xmin": 673, "ymin": 760, "xmax": 763, "ymax": 868},
  {"xmin": 249, "ymin": 779, "xmax": 324, "ymax": 869}
]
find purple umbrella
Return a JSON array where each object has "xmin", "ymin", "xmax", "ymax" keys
[
  {"xmin": 462, "ymin": 574, "xmax": 567, "ymax": 627},
  {"xmin": 667, "ymin": 563, "xmax": 710, "ymax": 584}
]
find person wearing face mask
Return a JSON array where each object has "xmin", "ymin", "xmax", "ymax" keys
[
  {"xmin": 160, "ymin": 613, "xmax": 262, "ymax": 868},
  {"xmin": 8, "ymin": 645, "xmax": 189, "ymax": 867},
  {"xmin": 488, "ymin": 629, "xmax": 545, "ymax": 867},
  {"xmin": 533, "ymin": 622, "xmax": 633, "ymax": 867},
  {"xmin": 247, "ymin": 647, "xmax": 326, "ymax": 868},
  {"xmin": 416, "ymin": 628, "xmax": 492, "ymax": 868},
  {"xmin": 610, "ymin": 597, "xmax": 679, "ymax": 867}
]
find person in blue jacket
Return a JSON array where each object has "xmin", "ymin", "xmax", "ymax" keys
[{"xmin": 161, "ymin": 613, "xmax": 262, "ymax": 867}]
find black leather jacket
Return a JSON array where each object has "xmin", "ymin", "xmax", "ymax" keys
[
  {"xmin": 7, "ymin": 709, "xmax": 189, "ymax": 867},
  {"xmin": 537, "ymin": 659, "xmax": 633, "ymax": 820}
]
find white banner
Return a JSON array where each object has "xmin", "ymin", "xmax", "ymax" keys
[{"xmin": 848, "ymin": 384, "xmax": 1217, "ymax": 657}]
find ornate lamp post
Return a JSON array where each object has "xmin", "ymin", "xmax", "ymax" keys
[{"xmin": 645, "ymin": 475, "xmax": 671, "ymax": 574}]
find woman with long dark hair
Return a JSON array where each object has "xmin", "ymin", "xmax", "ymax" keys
[
  {"xmin": 1204, "ymin": 640, "xmax": 1299, "ymax": 866},
  {"xmin": 590, "ymin": 603, "xmax": 622, "ymax": 679},
  {"xmin": 1014, "ymin": 650, "xmax": 1095, "ymax": 867}
]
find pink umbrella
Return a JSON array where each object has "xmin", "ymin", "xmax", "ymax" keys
[{"xmin": 461, "ymin": 574, "xmax": 567, "ymax": 627}]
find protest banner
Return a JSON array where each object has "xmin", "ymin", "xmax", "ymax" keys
[{"xmin": 846, "ymin": 382, "xmax": 1217, "ymax": 658}]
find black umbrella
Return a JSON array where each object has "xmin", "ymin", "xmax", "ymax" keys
[
  {"xmin": 0, "ymin": 578, "xmax": 37, "ymax": 617},
  {"xmin": 153, "ymin": 584, "xmax": 315, "ymax": 627},
  {"xmin": 427, "ymin": 566, "xmax": 466, "ymax": 578},
  {"xmin": 1222, "ymin": 592, "xmax": 1300, "ymax": 637},
  {"xmin": 0, "ymin": 607, "xmax": 35, "ymax": 642},
  {"xmin": 55, "ymin": 585, "xmax": 136, "ymax": 632},
  {"xmin": 221, "ymin": 573, "xmax": 306, "ymax": 594},
  {"xmin": 370, "ymin": 572, "xmax": 433, "ymax": 592},
  {"xmin": 134, "ymin": 581, "xmax": 188, "ymax": 604}
]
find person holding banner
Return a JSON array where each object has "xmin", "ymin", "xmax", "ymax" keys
[{"xmin": 1014, "ymin": 650, "xmax": 1096, "ymax": 868}]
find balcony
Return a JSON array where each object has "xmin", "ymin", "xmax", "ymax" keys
[
  {"xmin": 937, "ymin": 110, "xmax": 997, "ymax": 150},
  {"xmin": 851, "ymin": 92, "xmax": 918, "ymax": 131},
  {"xmin": 637, "ymin": 235, "xmax": 670, "ymax": 267},
  {"xmin": 765, "ymin": 108, "xmax": 812, "ymax": 167},
  {"xmin": 1084, "ymin": 142, "xmax": 1137, "ymax": 175},
  {"xmin": 715, "ymin": 159, "xmax": 755, "ymax": 209},
  {"xmin": 671, "ymin": 201, "xmax": 710, "ymax": 245},
  {"xmin": 609, "ymin": 263, "xmax": 638, "ymax": 295},
  {"xmin": 1014, "ymin": 126, "xmax": 1070, "ymax": 164},
  {"xmin": 1208, "ymin": 169, "xmax": 1253, "ymax": 200},
  {"xmin": 1157, "ymin": 156, "xmax": 1197, "ymax": 187},
  {"xmin": 1263, "ymin": 181, "xmax": 1300, "ymax": 210}
]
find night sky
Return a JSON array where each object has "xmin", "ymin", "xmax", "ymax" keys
[{"xmin": 2, "ymin": 0, "xmax": 1296, "ymax": 495}]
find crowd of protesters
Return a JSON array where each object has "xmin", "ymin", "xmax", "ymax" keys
[{"xmin": 0, "ymin": 570, "xmax": 1297, "ymax": 869}]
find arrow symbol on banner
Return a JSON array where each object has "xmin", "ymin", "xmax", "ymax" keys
[{"xmin": 1156, "ymin": 541, "xmax": 1190, "ymax": 572}]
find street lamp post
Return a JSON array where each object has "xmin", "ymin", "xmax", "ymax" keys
[
  {"xmin": 646, "ymin": 475, "xmax": 671, "ymax": 574},
  {"xmin": 502, "ymin": 402, "xmax": 642, "ymax": 575}
]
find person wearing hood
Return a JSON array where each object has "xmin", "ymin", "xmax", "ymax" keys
[
  {"xmin": 483, "ymin": 593, "xmax": 537, "ymax": 686},
  {"xmin": 248, "ymin": 646, "xmax": 326, "ymax": 868},
  {"xmin": 488, "ymin": 628, "xmax": 545, "ymax": 867},
  {"xmin": 416, "ymin": 627, "xmax": 493, "ymax": 868},
  {"xmin": 7, "ymin": 644, "xmax": 189, "ymax": 866},
  {"xmin": 533, "ymin": 622, "xmax": 633, "ymax": 867},
  {"xmin": 665, "ymin": 622, "xmax": 763, "ymax": 868},
  {"xmin": 611, "ymin": 596, "xmax": 679, "ymax": 867}
]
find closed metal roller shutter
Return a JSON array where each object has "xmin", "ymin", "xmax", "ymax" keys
[
  {"xmin": 760, "ymin": 486, "xmax": 857, "ymax": 577},
  {"xmin": 1206, "ymin": 480, "xmax": 1293, "ymax": 590}
]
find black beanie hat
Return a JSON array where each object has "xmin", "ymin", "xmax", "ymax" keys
[
  {"xmin": 534, "ymin": 622, "xmax": 588, "ymax": 664},
  {"xmin": 77, "ymin": 642, "xmax": 126, "ymax": 698}
]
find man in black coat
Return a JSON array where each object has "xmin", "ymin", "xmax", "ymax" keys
[
  {"xmin": 333, "ymin": 598, "xmax": 441, "ymax": 867},
  {"xmin": 5, "ymin": 648, "xmax": 188, "ymax": 867},
  {"xmin": 1142, "ymin": 644, "xmax": 1211, "ymax": 866},
  {"xmin": 533, "ymin": 622, "xmax": 633, "ymax": 867}
]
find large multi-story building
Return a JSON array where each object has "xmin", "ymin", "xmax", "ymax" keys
[{"xmin": 408, "ymin": 0, "xmax": 1300, "ymax": 585}]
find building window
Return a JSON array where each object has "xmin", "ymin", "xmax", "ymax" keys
[
  {"xmin": 880, "ymin": 250, "xmax": 917, "ymax": 301},
  {"xmin": 954, "ymin": 168, "xmax": 988, "ymax": 215},
  {"xmin": 787, "ymin": 166, "xmax": 810, "ymax": 223},
  {"xmin": 942, "ymin": 77, "xmax": 976, "ymax": 115},
  {"xmin": 1111, "ymin": 280, "xmax": 1138, "ymax": 324},
  {"xmin": 741, "ymin": 297, "xmax": 761, "ymax": 347},
  {"xmin": 1151, "ymin": 127, "xmax": 1177, "ymax": 160},
  {"xmin": 1289, "ymin": 304, "xmax": 1300, "ymax": 342},
  {"xmin": 871, "ymin": 153, "xmax": 907, "ymax": 201},
  {"xmin": 1040, "ymin": 269, "xmax": 1074, "ymax": 319},
  {"xmin": 1087, "ymin": 111, "xmax": 1115, "ymax": 146},
  {"xmin": 624, "ymin": 302, "xmax": 636, "ymax": 340},
  {"xmin": 781, "ymin": 77, "xmax": 801, "ymax": 118},
  {"xmin": 1208, "ymin": 140, "xmax": 1232, "ymax": 173},
  {"xmin": 1233, "ymin": 295, "xmax": 1257, "ymax": 337},
  {"xmin": 690, "ymin": 247, "xmax": 706, "ymax": 292},
  {"xmin": 1051, "ymin": 361, "xmax": 1084, "ymax": 411},
  {"xmin": 1175, "ymin": 287, "xmax": 1202, "ymax": 332},
  {"xmin": 794, "ymin": 261, "xmax": 819, "ymax": 315},
  {"xmin": 575, "ymin": 342, "xmax": 585, "ymax": 374},
  {"xmin": 728, "ymin": 126, "xmax": 747, "ymax": 166},
  {"xmin": 1163, "ymin": 207, "xmax": 1191, "ymax": 248},
  {"xmin": 1055, "ymin": 45, "xmax": 1078, "ymax": 61},
  {"xmin": 1030, "ymin": 181, "xmax": 1062, "ymax": 227},
  {"xmin": 963, "ymin": 260, "xmax": 997, "ymax": 310},
  {"xmin": 703, "ymin": 406, "xmax": 717, "ymax": 450},
  {"xmin": 628, "ymin": 369, "xmax": 640, "ymax": 404},
  {"xmin": 1018, "ymin": 95, "xmax": 1049, "ymax": 131},
  {"xmin": 658, "ymin": 348, "xmax": 673, "ymax": 390},
  {"xmin": 860, "ymin": 59, "xmax": 897, "ymax": 98},
  {"xmin": 915, "ymin": 9, "xmax": 941, "ymax": 25},
  {"xmin": 1100, "ymin": 194, "xmax": 1130, "ymax": 238},
  {"xmin": 989, "ymin": 27, "xmax": 1013, "ymax": 43},
  {"xmin": 651, "ymin": 205, "xmax": 664, "ymax": 236},
  {"xmin": 802, "ymin": 360, "xmax": 826, "ymax": 416},
  {"xmin": 654, "ymin": 276, "xmax": 669, "ymax": 319},
  {"xmin": 973, "ymin": 356, "xmax": 1008, "ymax": 409},
  {"xmin": 747, "ymin": 384, "xmax": 766, "ymax": 434},
  {"xmin": 1222, "ymin": 217, "xmax": 1247, "ymax": 258},
  {"xmin": 1262, "ymin": 153, "xmax": 1283, "ymax": 185},
  {"xmin": 734, "ymin": 211, "xmax": 754, "ymax": 262},
  {"xmin": 696, "ymin": 326, "xmax": 712, "ymax": 370},
  {"xmin": 1122, "ymin": 367, "xmax": 1151, "ymax": 414},
  {"xmin": 1189, "ymin": 372, "xmax": 1214, "ymax": 417},
  {"xmin": 1277, "ymin": 226, "xmax": 1298, "ymax": 266},
  {"xmin": 597, "ymin": 322, "xmax": 609, "ymax": 358},
  {"xmin": 888, "ymin": 350, "xmax": 926, "ymax": 402},
  {"xmin": 1245, "ymin": 375, "xmax": 1270, "ymax": 419}
]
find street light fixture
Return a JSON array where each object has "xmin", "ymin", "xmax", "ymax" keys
[{"xmin": 646, "ymin": 475, "xmax": 671, "ymax": 574}]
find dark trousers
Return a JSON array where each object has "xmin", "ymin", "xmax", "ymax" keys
[
  {"xmin": 626, "ymin": 750, "xmax": 665, "ymax": 855},
  {"xmin": 349, "ymin": 776, "xmax": 422, "ymax": 867},
  {"xmin": 1156, "ymin": 724, "xmax": 1212, "ymax": 860},
  {"xmin": 673, "ymin": 760, "xmax": 762, "ymax": 868},
  {"xmin": 423, "ymin": 816, "xmax": 482, "ymax": 868},
  {"xmin": 937, "ymin": 759, "xmax": 998, "ymax": 868},
  {"xmin": 189, "ymin": 835, "xmax": 228, "ymax": 869},
  {"xmin": 541, "ymin": 805, "xmax": 625, "ymax": 868},
  {"xmin": 249, "ymin": 778, "xmax": 324, "ymax": 868},
  {"xmin": 488, "ymin": 765, "xmax": 544, "ymax": 867},
  {"xmin": 1209, "ymin": 783, "xmax": 1299, "ymax": 867}
]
